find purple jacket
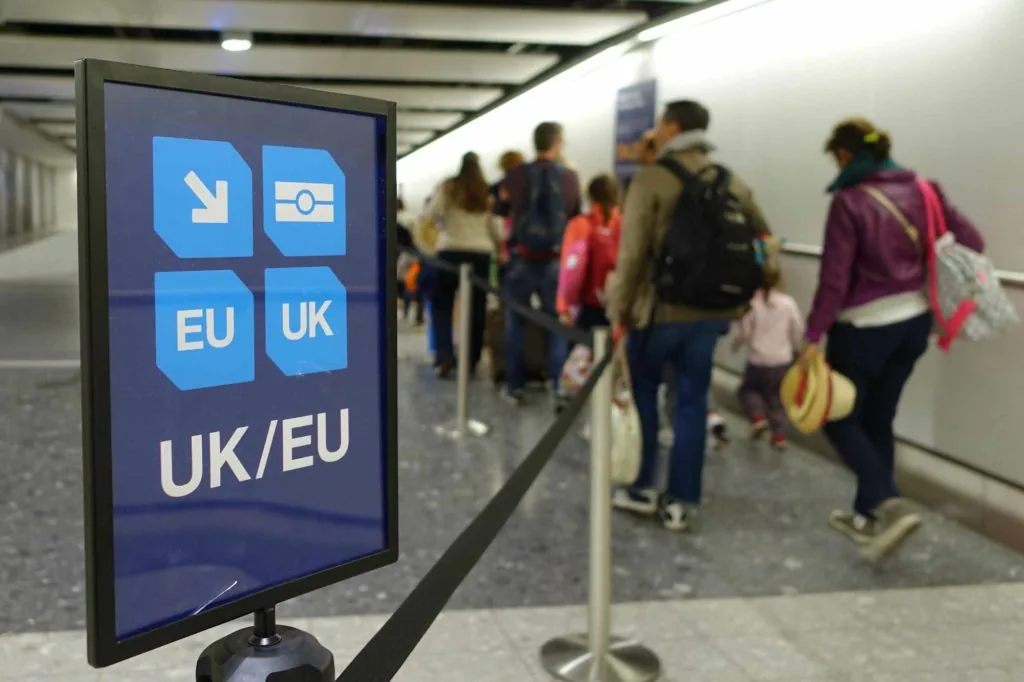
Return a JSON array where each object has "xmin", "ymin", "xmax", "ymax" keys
[{"xmin": 806, "ymin": 170, "xmax": 984, "ymax": 342}]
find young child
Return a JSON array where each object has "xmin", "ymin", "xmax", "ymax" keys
[{"xmin": 731, "ymin": 267, "xmax": 803, "ymax": 449}]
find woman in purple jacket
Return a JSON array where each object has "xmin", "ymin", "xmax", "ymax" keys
[{"xmin": 800, "ymin": 118, "xmax": 984, "ymax": 562}]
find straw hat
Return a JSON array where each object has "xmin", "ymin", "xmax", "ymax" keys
[{"xmin": 780, "ymin": 353, "xmax": 856, "ymax": 434}]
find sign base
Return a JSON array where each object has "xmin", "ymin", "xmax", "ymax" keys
[
  {"xmin": 540, "ymin": 634, "xmax": 661, "ymax": 682},
  {"xmin": 196, "ymin": 610, "xmax": 333, "ymax": 682},
  {"xmin": 434, "ymin": 419, "xmax": 491, "ymax": 439}
]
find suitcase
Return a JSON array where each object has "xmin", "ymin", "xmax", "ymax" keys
[{"xmin": 485, "ymin": 305, "xmax": 549, "ymax": 385}]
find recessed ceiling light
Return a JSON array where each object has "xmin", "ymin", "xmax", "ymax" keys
[{"xmin": 220, "ymin": 31, "xmax": 253, "ymax": 52}]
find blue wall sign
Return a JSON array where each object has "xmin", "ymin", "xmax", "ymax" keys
[
  {"xmin": 613, "ymin": 80, "xmax": 658, "ymax": 187},
  {"xmin": 81, "ymin": 63, "xmax": 395, "ymax": 658}
]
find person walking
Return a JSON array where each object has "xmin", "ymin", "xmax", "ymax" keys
[
  {"xmin": 503, "ymin": 122, "xmax": 582, "ymax": 410},
  {"xmin": 425, "ymin": 153, "xmax": 503, "ymax": 379},
  {"xmin": 801, "ymin": 118, "xmax": 984, "ymax": 560},
  {"xmin": 608, "ymin": 100, "xmax": 771, "ymax": 532},
  {"xmin": 731, "ymin": 266, "xmax": 803, "ymax": 450}
]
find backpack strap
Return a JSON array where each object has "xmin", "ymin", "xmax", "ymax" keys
[
  {"xmin": 861, "ymin": 185, "xmax": 921, "ymax": 252},
  {"xmin": 657, "ymin": 157, "xmax": 693, "ymax": 184}
]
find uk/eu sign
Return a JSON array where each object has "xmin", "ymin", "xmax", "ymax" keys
[{"xmin": 76, "ymin": 60, "xmax": 397, "ymax": 668}]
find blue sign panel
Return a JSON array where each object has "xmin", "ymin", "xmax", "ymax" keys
[
  {"xmin": 265, "ymin": 267, "xmax": 348, "ymax": 376},
  {"xmin": 263, "ymin": 145, "xmax": 347, "ymax": 257},
  {"xmin": 152, "ymin": 136, "xmax": 254, "ymax": 258},
  {"xmin": 97, "ymin": 77, "xmax": 391, "ymax": 644},
  {"xmin": 154, "ymin": 270, "xmax": 256, "ymax": 390},
  {"xmin": 613, "ymin": 80, "xmax": 658, "ymax": 187}
]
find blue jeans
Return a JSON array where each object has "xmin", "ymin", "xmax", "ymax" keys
[
  {"xmin": 824, "ymin": 313, "xmax": 931, "ymax": 517},
  {"xmin": 628, "ymin": 320, "xmax": 729, "ymax": 505},
  {"xmin": 503, "ymin": 257, "xmax": 568, "ymax": 392}
]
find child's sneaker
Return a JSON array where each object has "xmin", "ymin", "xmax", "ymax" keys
[
  {"xmin": 612, "ymin": 488, "xmax": 659, "ymax": 516},
  {"xmin": 660, "ymin": 499, "xmax": 692, "ymax": 533},
  {"xmin": 771, "ymin": 433, "xmax": 787, "ymax": 450},
  {"xmin": 502, "ymin": 388, "xmax": 525, "ymax": 406},
  {"xmin": 750, "ymin": 417, "xmax": 769, "ymax": 440}
]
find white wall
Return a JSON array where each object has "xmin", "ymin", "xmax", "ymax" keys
[
  {"xmin": 54, "ymin": 168, "xmax": 77, "ymax": 230},
  {"xmin": 398, "ymin": 0, "xmax": 1024, "ymax": 486}
]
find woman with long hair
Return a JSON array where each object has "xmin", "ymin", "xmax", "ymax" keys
[
  {"xmin": 801, "ymin": 118, "xmax": 984, "ymax": 561},
  {"xmin": 426, "ymin": 152, "xmax": 503, "ymax": 379}
]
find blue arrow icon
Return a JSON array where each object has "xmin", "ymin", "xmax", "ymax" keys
[{"xmin": 153, "ymin": 136, "xmax": 253, "ymax": 259}]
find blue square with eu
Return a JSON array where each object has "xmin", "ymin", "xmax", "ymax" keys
[
  {"xmin": 262, "ymin": 145, "xmax": 347, "ymax": 257},
  {"xmin": 265, "ymin": 267, "xmax": 348, "ymax": 377},
  {"xmin": 152, "ymin": 136, "xmax": 253, "ymax": 258},
  {"xmin": 154, "ymin": 270, "xmax": 256, "ymax": 391}
]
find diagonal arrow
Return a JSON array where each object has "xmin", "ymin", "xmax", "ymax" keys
[{"xmin": 184, "ymin": 170, "xmax": 229, "ymax": 224}]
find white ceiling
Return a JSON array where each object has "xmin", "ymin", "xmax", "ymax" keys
[
  {"xmin": 1, "ymin": 0, "xmax": 649, "ymax": 46},
  {"xmin": 0, "ymin": 0, "xmax": 703, "ymax": 159}
]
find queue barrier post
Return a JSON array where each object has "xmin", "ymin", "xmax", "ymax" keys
[
  {"xmin": 540, "ymin": 328, "xmax": 661, "ymax": 682},
  {"xmin": 436, "ymin": 263, "xmax": 490, "ymax": 439}
]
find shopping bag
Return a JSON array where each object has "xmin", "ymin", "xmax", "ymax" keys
[
  {"xmin": 609, "ymin": 341, "xmax": 641, "ymax": 486},
  {"xmin": 560, "ymin": 344, "xmax": 592, "ymax": 398}
]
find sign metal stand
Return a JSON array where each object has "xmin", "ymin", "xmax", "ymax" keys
[{"xmin": 196, "ymin": 607, "xmax": 334, "ymax": 682}]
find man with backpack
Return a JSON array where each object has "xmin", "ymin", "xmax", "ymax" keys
[
  {"xmin": 608, "ymin": 100, "xmax": 771, "ymax": 532},
  {"xmin": 503, "ymin": 122, "xmax": 582, "ymax": 409}
]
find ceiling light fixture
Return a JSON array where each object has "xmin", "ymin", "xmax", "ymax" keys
[{"xmin": 220, "ymin": 31, "xmax": 253, "ymax": 52}]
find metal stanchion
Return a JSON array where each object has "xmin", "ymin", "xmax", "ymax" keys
[
  {"xmin": 436, "ymin": 263, "xmax": 490, "ymax": 439},
  {"xmin": 540, "ymin": 329, "xmax": 661, "ymax": 682}
]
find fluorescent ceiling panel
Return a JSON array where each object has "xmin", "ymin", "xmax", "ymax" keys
[
  {"xmin": 1, "ymin": 0, "xmax": 648, "ymax": 46},
  {"xmin": 396, "ymin": 111, "xmax": 464, "ymax": 130},
  {"xmin": 0, "ymin": 36, "xmax": 559, "ymax": 84},
  {"xmin": 5, "ymin": 102, "xmax": 76, "ymax": 120}
]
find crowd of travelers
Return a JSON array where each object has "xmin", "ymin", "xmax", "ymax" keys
[{"xmin": 398, "ymin": 99, "xmax": 996, "ymax": 563}]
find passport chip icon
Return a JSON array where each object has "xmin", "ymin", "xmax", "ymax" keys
[
  {"xmin": 263, "ymin": 145, "xmax": 346, "ymax": 257},
  {"xmin": 275, "ymin": 181, "xmax": 334, "ymax": 223}
]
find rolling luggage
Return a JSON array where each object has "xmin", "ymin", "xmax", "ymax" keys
[{"xmin": 485, "ymin": 305, "xmax": 549, "ymax": 385}]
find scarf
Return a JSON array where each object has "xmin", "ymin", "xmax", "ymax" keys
[
  {"xmin": 827, "ymin": 152, "xmax": 902, "ymax": 193},
  {"xmin": 659, "ymin": 130, "xmax": 717, "ymax": 156}
]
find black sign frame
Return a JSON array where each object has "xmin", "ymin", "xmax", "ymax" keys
[{"xmin": 76, "ymin": 59, "xmax": 399, "ymax": 668}]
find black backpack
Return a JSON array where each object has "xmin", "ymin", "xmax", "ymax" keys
[
  {"xmin": 654, "ymin": 158, "xmax": 763, "ymax": 310},
  {"xmin": 514, "ymin": 163, "xmax": 566, "ymax": 255}
]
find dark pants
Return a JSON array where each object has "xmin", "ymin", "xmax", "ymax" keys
[
  {"xmin": 628, "ymin": 320, "xmax": 730, "ymax": 505},
  {"xmin": 432, "ymin": 250, "xmax": 491, "ymax": 370},
  {"xmin": 738, "ymin": 363, "xmax": 790, "ymax": 434},
  {"xmin": 823, "ymin": 313, "xmax": 931, "ymax": 517},
  {"xmin": 576, "ymin": 304, "xmax": 609, "ymax": 332},
  {"xmin": 503, "ymin": 257, "xmax": 568, "ymax": 392}
]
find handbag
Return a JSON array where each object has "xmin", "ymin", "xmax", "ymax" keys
[
  {"xmin": 609, "ymin": 341, "xmax": 642, "ymax": 486},
  {"xmin": 861, "ymin": 182, "xmax": 1018, "ymax": 350}
]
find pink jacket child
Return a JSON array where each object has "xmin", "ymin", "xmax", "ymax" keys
[{"xmin": 731, "ymin": 288, "xmax": 804, "ymax": 448}]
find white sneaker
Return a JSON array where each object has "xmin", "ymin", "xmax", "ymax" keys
[{"xmin": 612, "ymin": 488, "xmax": 659, "ymax": 516}]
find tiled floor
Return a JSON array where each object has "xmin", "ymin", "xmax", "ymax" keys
[
  {"xmin": 3, "ymin": 583, "xmax": 1024, "ymax": 680},
  {"xmin": 3, "ymin": 235, "xmax": 1024, "ymax": 679}
]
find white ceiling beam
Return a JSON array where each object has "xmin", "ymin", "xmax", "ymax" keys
[
  {"xmin": 0, "ymin": 75, "xmax": 75, "ymax": 100},
  {"xmin": 297, "ymin": 84, "xmax": 503, "ymax": 111},
  {"xmin": 0, "ymin": 76, "xmax": 503, "ymax": 112},
  {"xmin": 1, "ymin": 0, "xmax": 647, "ymax": 46},
  {"xmin": 0, "ymin": 35, "xmax": 558, "ymax": 84},
  {"xmin": 4, "ymin": 102, "xmax": 76, "ymax": 120},
  {"xmin": 397, "ymin": 130, "xmax": 435, "ymax": 146},
  {"xmin": 37, "ymin": 121, "xmax": 77, "ymax": 136},
  {"xmin": 396, "ymin": 111, "xmax": 463, "ymax": 130}
]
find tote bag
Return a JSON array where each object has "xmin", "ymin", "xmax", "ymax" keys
[{"xmin": 609, "ymin": 341, "xmax": 642, "ymax": 486}]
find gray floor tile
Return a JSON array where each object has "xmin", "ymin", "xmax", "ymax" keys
[{"xmin": 712, "ymin": 633, "xmax": 830, "ymax": 680}]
